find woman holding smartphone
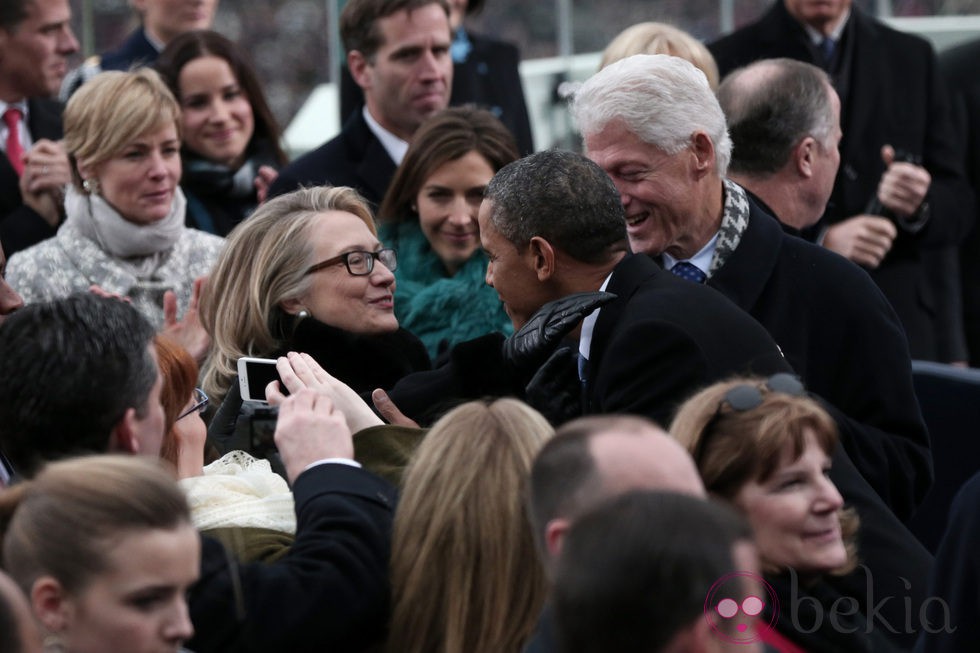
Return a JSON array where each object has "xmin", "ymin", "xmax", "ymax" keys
[{"xmin": 200, "ymin": 186, "xmax": 430, "ymax": 447}]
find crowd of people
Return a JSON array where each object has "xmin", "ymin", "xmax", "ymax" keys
[{"xmin": 1, "ymin": 0, "xmax": 979, "ymax": 651}]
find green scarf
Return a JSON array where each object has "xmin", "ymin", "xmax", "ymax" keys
[{"xmin": 380, "ymin": 221, "xmax": 513, "ymax": 359}]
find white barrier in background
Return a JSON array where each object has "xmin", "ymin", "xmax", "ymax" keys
[{"xmin": 283, "ymin": 16, "xmax": 980, "ymax": 158}]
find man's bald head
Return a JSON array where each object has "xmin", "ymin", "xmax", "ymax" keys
[
  {"xmin": 717, "ymin": 58, "xmax": 842, "ymax": 228},
  {"xmin": 528, "ymin": 415, "xmax": 705, "ymax": 571}
]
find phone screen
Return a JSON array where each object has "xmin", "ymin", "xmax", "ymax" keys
[{"xmin": 242, "ymin": 359, "xmax": 287, "ymax": 401}]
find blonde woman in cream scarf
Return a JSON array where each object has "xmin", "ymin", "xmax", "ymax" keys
[{"xmin": 7, "ymin": 68, "xmax": 223, "ymax": 329}]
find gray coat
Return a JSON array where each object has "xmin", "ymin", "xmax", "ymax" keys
[{"xmin": 7, "ymin": 220, "xmax": 224, "ymax": 328}]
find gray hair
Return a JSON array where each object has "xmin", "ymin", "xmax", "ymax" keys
[
  {"xmin": 572, "ymin": 54, "xmax": 732, "ymax": 176},
  {"xmin": 484, "ymin": 150, "xmax": 627, "ymax": 264},
  {"xmin": 717, "ymin": 58, "xmax": 836, "ymax": 177}
]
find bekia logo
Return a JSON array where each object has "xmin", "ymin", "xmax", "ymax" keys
[{"xmin": 704, "ymin": 571, "xmax": 778, "ymax": 644}]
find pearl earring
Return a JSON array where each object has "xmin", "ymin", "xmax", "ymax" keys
[
  {"xmin": 297, "ymin": 309, "xmax": 310, "ymax": 320},
  {"xmin": 82, "ymin": 178, "xmax": 99, "ymax": 195}
]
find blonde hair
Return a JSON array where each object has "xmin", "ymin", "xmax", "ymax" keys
[
  {"xmin": 200, "ymin": 186, "xmax": 377, "ymax": 402},
  {"xmin": 64, "ymin": 68, "xmax": 181, "ymax": 191},
  {"xmin": 388, "ymin": 399, "xmax": 554, "ymax": 653},
  {"xmin": 670, "ymin": 378, "xmax": 859, "ymax": 575},
  {"xmin": 0, "ymin": 455, "xmax": 191, "ymax": 596},
  {"xmin": 599, "ymin": 22, "xmax": 720, "ymax": 89}
]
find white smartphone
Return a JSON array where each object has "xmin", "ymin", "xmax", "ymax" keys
[{"xmin": 237, "ymin": 357, "xmax": 287, "ymax": 403}]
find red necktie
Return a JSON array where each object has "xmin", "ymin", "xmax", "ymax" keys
[{"xmin": 3, "ymin": 108, "xmax": 25, "ymax": 176}]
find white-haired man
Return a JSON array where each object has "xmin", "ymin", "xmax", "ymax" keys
[{"xmin": 572, "ymin": 54, "xmax": 932, "ymax": 651}]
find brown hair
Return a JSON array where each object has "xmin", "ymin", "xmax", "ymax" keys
[
  {"xmin": 153, "ymin": 334, "xmax": 199, "ymax": 470},
  {"xmin": 155, "ymin": 29, "xmax": 287, "ymax": 166},
  {"xmin": 377, "ymin": 106, "xmax": 519, "ymax": 224},
  {"xmin": 388, "ymin": 399, "xmax": 554, "ymax": 653},
  {"xmin": 0, "ymin": 455, "xmax": 191, "ymax": 596},
  {"xmin": 670, "ymin": 377, "xmax": 859, "ymax": 574},
  {"xmin": 340, "ymin": 0, "xmax": 450, "ymax": 60}
]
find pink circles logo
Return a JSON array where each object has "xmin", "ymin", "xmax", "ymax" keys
[{"xmin": 704, "ymin": 571, "xmax": 779, "ymax": 644}]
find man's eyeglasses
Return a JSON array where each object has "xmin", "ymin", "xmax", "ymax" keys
[
  {"xmin": 305, "ymin": 248, "xmax": 398, "ymax": 277},
  {"xmin": 693, "ymin": 373, "xmax": 806, "ymax": 465},
  {"xmin": 177, "ymin": 388, "xmax": 209, "ymax": 421}
]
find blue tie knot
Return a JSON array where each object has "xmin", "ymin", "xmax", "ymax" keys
[{"xmin": 671, "ymin": 261, "xmax": 707, "ymax": 284}]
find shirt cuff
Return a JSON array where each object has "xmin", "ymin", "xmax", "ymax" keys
[{"xmin": 302, "ymin": 458, "xmax": 362, "ymax": 473}]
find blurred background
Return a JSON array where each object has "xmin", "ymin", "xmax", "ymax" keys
[{"xmin": 70, "ymin": 0, "xmax": 980, "ymax": 154}]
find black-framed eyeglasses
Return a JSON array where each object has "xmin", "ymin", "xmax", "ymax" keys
[
  {"xmin": 305, "ymin": 248, "xmax": 398, "ymax": 276},
  {"xmin": 177, "ymin": 388, "xmax": 209, "ymax": 421},
  {"xmin": 693, "ymin": 373, "xmax": 806, "ymax": 465}
]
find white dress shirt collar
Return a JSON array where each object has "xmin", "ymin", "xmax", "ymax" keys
[
  {"xmin": 662, "ymin": 231, "xmax": 720, "ymax": 280},
  {"xmin": 362, "ymin": 106, "xmax": 409, "ymax": 165},
  {"xmin": 579, "ymin": 272, "xmax": 614, "ymax": 362}
]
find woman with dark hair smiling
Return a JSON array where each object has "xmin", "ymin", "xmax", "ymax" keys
[
  {"xmin": 156, "ymin": 30, "xmax": 288, "ymax": 236},
  {"xmin": 377, "ymin": 107, "xmax": 517, "ymax": 358}
]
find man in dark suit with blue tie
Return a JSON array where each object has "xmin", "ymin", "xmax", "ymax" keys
[
  {"xmin": 708, "ymin": 0, "xmax": 973, "ymax": 363},
  {"xmin": 0, "ymin": 0, "xmax": 78, "ymax": 255},
  {"xmin": 269, "ymin": 0, "xmax": 453, "ymax": 207}
]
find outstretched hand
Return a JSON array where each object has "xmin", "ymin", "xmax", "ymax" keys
[
  {"xmin": 275, "ymin": 351, "xmax": 385, "ymax": 433},
  {"xmin": 371, "ymin": 388, "xmax": 419, "ymax": 428},
  {"xmin": 162, "ymin": 276, "xmax": 210, "ymax": 363},
  {"xmin": 502, "ymin": 291, "xmax": 617, "ymax": 374}
]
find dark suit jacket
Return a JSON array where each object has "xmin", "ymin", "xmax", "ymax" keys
[
  {"xmin": 339, "ymin": 30, "xmax": 534, "ymax": 156},
  {"xmin": 0, "ymin": 98, "xmax": 63, "ymax": 255},
  {"xmin": 187, "ymin": 462, "xmax": 396, "ymax": 652},
  {"xmin": 917, "ymin": 470, "xmax": 980, "ymax": 652},
  {"xmin": 267, "ymin": 109, "xmax": 396, "ymax": 208},
  {"xmin": 940, "ymin": 38, "xmax": 980, "ymax": 366},
  {"xmin": 386, "ymin": 254, "xmax": 791, "ymax": 427},
  {"xmin": 710, "ymin": 195, "xmax": 930, "ymax": 518},
  {"xmin": 710, "ymin": 3, "xmax": 973, "ymax": 360},
  {"xmin": 586, "ymin": 254, "xmax": 791, "ymax": 425},
  {"xmin": 100, "ymin": 28, "xmax": 159, "ymax": 71}
]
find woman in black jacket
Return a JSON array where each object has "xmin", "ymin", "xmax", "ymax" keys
[{"xmin": 200, "ymin": 186, "xmax": 430, "ymax": 452}]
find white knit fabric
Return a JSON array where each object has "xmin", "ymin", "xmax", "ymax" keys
[{"xmin": 180, "ymin": 451, "xmax": 296, "ymax": 534}]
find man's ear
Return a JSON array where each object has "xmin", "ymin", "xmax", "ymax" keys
[
  {"xmin": 348, "ymin": 50, "xmax": 372, "ymax": 90},
  {"xmin": 544, "ymin": 517, "xmax": 570, "ymax": 560},
  {"xmin": 528, "ymin": 236, "xmax": 556, "ymax": 282},
  {"xmin": 795, "ymin": 136, "xmax": 817, "ymax": 179},
  {"xmin": 109, "ymin": 408, "xmax": 140, "ymax": 454},
  {"xmin": 690, "ymin": 131, "xmax": 716, "ymax": 180},
  {"xmin": 31, "ymin": 576, "xmax": 71, "ymax": 636}
]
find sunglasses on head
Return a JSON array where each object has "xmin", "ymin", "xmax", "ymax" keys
[{"xmin": 692, "ymin": 373, "xmax": 806, "ymax": 466}]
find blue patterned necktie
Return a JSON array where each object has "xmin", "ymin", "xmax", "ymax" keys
[{"xmin": 671, "ymin": 261, "xmax": 707, "ymax": 284}]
